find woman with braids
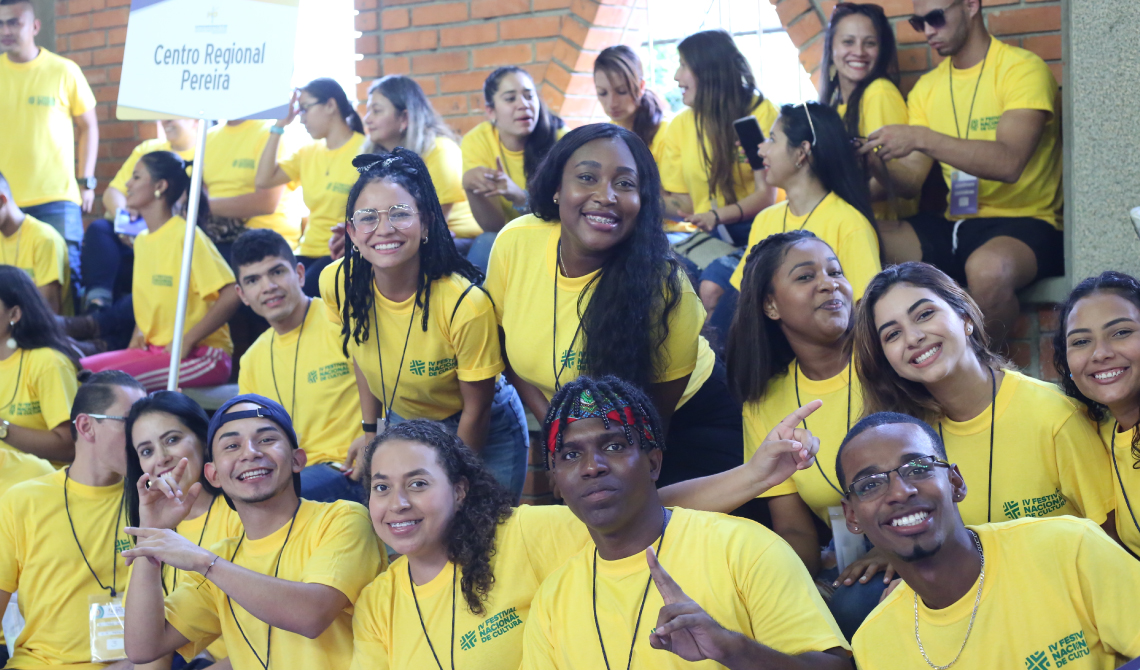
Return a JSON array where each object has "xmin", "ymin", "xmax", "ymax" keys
[
  {"xmin": 126, "ymin": 391, "xmax": 242, "ymax": 668},
  {"xmin": 819, "ymin": 3, "xmax": 917, "ymax": 221},
  {"xmin": 1054, "ymin": 271, "xmax": 1140, "ymax": 556},
  {"xmin": 461, "ymin": 66, "xmax": 566, "ymax": 270},
  {"xmin": 257, "ymin": 78, "xmax": 366, "ymax": 296},
  {"xmin": 319, "ymin": 149, "xmax": 530, "ymax": 500},
  {"xmin": 485, "ymin": 123, "xmax": 741, "ymax": 489},
  {"xmin": 82, "ymin": 151, "xmax": 240, "ymax": 392},
  {"xmin": 850, "ymin": 262, "xmax": 1116, "ymax": 605},
  {"xmin": 659, "ymin": 29, "xmax": 777, "ymax": 242},
  {"xmin": 0, "ymin": 265, "xmax": 76, "ymax": 487}
]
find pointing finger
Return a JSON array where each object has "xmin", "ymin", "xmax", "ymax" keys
[
  {"xmin": 647, "ymin": 546, "xmax": 687, "ymax": 606},
  {"xmin": 775, "ymin": 400, "xmax": 822, "ymax": 433}
]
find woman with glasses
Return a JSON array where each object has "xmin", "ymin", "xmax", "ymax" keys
[
  {"xmin": 319, "ymin": 149, "xmax": 529, "ymax": 501},
  {"xmin": 819, "ymin": 2, "xmax": 917, "ymax": 222},
  {"xmin": 851, "ymin": 262, "xmax": 1115, "ymax": 596},
  {"xmin": 0, "ymin": 265, "xmax": 77, "ymax": 489},
  {"xmin": 257, "ymin": 78, "xmax": 366, "ymax": 296}
]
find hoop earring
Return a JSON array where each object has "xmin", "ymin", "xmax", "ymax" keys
[
  {"xmin": 421, "ymin": 236, "xmax": 428, "ymax": 244},
  {"xmin": 352, "ymin": 245, "xmax": 359, "ymax": 252}
]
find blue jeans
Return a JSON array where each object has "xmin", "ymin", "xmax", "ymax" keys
[
  {"xmin": 25, "ymin": 201, "xmax": 83, "ymax": 288},
  {"xmin": 300, "ymin": 462, "xmax": 363, "ymax": 504},
  {"xmin": 388, "ymin": 379, "xmax": 529, "ymax": 502},
  {"xmin": 298, "ymin": 255, "xmax": 333, "ymax": 298},
  {"xmin": 820, "ymin": 563, "xmax": 890, "ymax": 640},
  {"xmin": 466, "ymin": 231, "xmax": 497, "ymax": 273},
  {"xmin": 81, "ymin": 218, "xmax": 134, "ymax": 307}
]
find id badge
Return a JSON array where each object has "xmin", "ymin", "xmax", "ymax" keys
[
  {"xmin": 829, "ymin": 506, "xmax": 868, "ymax": 573},
  {"xmin": 948, "ymin": 171, "xmax": 979, "ymax": 216},
  {"xmin": 88, "ymin": 594, "xmax": 126, "ymax": 662}
]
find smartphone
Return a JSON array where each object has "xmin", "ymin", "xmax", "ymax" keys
[
  {"xmin": 113, "ymin": 208, "xmax": 146, "ymax": 237},
  {"xmin": 733, "ymin": 116, "xmax": 765, "ymax": 170}
]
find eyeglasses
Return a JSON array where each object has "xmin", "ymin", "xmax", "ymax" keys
[
  {"xmin": 79, "ymin": 414, "xmax": 128, "ymax": 424},
  {"xmin": 795, "ymin": 102, "xmax": 817, "ymax": 147},
  {"xmin": 908, "ymin": 0, "xmax": 961, "ymax": 32},
  {"xmin": 845, "ymin": 456, "xmax": 952, "ymax": 500},
  {"xmin": 351, "ymin": 205, "xmax": 418, "ymax": 233},
  {"xmin": 297, "ymin": 101, "xmax": 321, "ymax": 115}
]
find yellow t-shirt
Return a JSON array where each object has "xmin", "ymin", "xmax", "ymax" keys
[
  {"xmin": 238, "ymin": 297, "xmax": 362, "ymax": 466},
  {"xmin": 108, "ymin": 138, "xmax": 195, "ymax": 196},
  {"xmin": 0, "ymin": 448, "xmax": 54, "ymax": 500},
  {"xmin": 166, "ymin": 499, "xmax": 384, "ymax": 669},
  {"xmin": 423, "ymin": 136, "xmax": 481, "ymax": 239},
  {"xmin": 1097, "ymin": 419, "xmax": 1140, "ymax": 557},
  {"xmin": 520, "ymin": 508, "xmax": 849, "ymax": 670},
  {"xmin": 0, "ymin": 50, "xmax": 95, "ymax": 208},
  {"xmin": 460, "ymin": 121, "xmax": 568, "ymax": 222},
  {"xmin": 350, "ymin": 505, "xmax": 591, "ymax": 670},
  {"xmin": 836, "ymin": 78, "xmax": 918, "ymax": 221},
  {"xmin": 279, "ymin": 132, "xmax": 366, "ymax": 257},
  {"xmin": 908, "ymin": 36, "xmax": 1062, "ymax": 227},
  {"xmin": 132, "ymin": 216, "xmax": 235, "ymax": 353},
  {"xmin": 0, "ymin": 346, "xmax": 77, "ymax": 468},
  {"xmin": 484, "ymin": 214, "xmax": 715, "ymax": 407},
  {"xmin": 729, "ymin": 192, "xmax": 881, "ymax": 296},
  {"xmin": 1, "ymin": 214, "xmax": 70, "ymax": 297},
  {"xmin": 0, "ymin": 469, "xmax": 130, "ymax": 670},
  {"xmin": 852, "ymin": 517, "xmax": 1140, "ymax": 670},
  {"xmin": 204, "ymin": 120, "xmax": 301, "ymax": 247},
  {"xmin": 752, "ymin": 360, "xmax": 864, "ymax": 520},
  {"xmin": 937, "ymin": 370, "xmax": 1114, "ymax": 525},
  {"xmin": 659, "ymin": 97, "xmax": 779, "ymax": 215},
  {"xmin": 319, "ymin": 260, "xmax": 504, "ymax": 421}
]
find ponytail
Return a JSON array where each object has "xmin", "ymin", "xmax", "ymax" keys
[
  {"xmin": 302, "ymin": 77, "xmax": 363, "ymax": 134},
  {"xmin": 594, "ymin": 45, "xmax": 664, "ymax": 151},
  {"xmin": 138, "ymin": 150, "xmax": 211, "ymax": 229}
]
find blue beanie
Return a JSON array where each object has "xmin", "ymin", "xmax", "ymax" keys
[{"xmin": 205, "ymin": 394, "xmax": 302, "ymax": 507}]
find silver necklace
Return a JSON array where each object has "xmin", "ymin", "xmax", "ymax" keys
[{"xmin": 914, "ymin": 530, "xmax": 984, "ymax": 670}]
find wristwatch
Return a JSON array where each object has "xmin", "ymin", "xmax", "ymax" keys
[
  {"xmin": 79, "ymin": 176, "xmax": 97, "ymax": 190},
  {"xmin": 0, "ymin": 419, "xmax": 9, "ymax": 440}
]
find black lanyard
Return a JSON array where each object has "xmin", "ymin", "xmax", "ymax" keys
[
  {"xmin": 593, "ymin": 507, "xmax": 668, "ymax": 670},
  {"xmin": 64, "ymin": 467, "xmax": 126, "ymax": 597},
  {"xmin": 781, "ymin": 194, "xmax": 826, "ymax": 233},
  {"xmin": 0, "ymin": 350, "xmax": 25, "ymax": 413},
  {"xmin": 226, "ymin": 502, "xmax": 301, "ymax": 670},
  {"xmin": 409, "ymin": 562, "xmax": 457, "ymax": 670},
  {"xmin": 270, "ymin": 300, "xmax": 311, "ymax": 417},
  {"xmin": 552, "ymin": 241, "xmax": 585, "ymax": 393},
  {"xmin": 938, "ymin": 367, "xmax": 996, "ymax": 522},
  {"xmin": 793, "ymin": 358, "xmax": 851, "ymax": 497},
  {"xmin": 373, "ymin": 299, "xmax": 416, "ymax": 428},
  {"xmin": 1110, "ymin": 422, "xmax": 1140, "ymax": 540},
  {"xmin": 166, "ymin": 496, "xmax": 216, "ymax": 594},
  {"xmin": 949, "ymin": 42, "xmax": 990, "ymax": 140}
]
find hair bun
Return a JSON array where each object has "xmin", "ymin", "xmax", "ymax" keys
[{"xmin": 352, "ymin": 148, "xmax": 418, "ymax": 176}]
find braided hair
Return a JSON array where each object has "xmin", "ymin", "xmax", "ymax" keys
[
  {"xmin": 542, "ymin": 375, "xmax": 664, "ymax": 470},
  {"xmin": 335, "ymin": 148, "xmax": 483, "ymax": 356}
]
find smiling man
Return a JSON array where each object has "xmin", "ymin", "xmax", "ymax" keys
[
  {"xmin": 233, "ymin": 229, "xmax": 364, "ymax": 502},
  {"xmin": 838, "ymin": 412, "xmax": 1140, "ymax": 669},
  {"xmin": 520, "ymin": 375, "xmax": 850, "ymax": 670},
  {"xmin": 122, "ymin": 394, "xmax": 384, "ymax": 670}
]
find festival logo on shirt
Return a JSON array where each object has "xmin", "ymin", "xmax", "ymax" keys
[
  {"xmin": 152, "ymin": 274, "xmax": 174, "ymax": 287},
  {"xmin": 232, "ymin": 158, "xmax": 256, "ymax": 169},
  {"xmin": 1001, "ymin": 488, "xmax": 1068, "ymax": 520},
  {"xmin": 1024, "ymin": 630, "xmax": 1090, "ymax": 668},
  {"xmin": 11, "ymin": 401, "xmax": 40, "ymax": 417},
  {"xmin": 309, "ymin": 362, "xmax": 350, "ymax": 384},
  {"xmin": 459, "ymin": 607, "xmax": 523, "ymax": 651},
  {"xmin": 115, "ymin": 539, "xmax": 132, "ymax": 555},
  {"xmin": 409, "ymin": 357, "xmax": 458, "ymax": 377},
  {"xmin": 558, "ymin": 349, "xmax": 587, "ymax": 372},
  {"xmin": 970, "ymin": 117, "xmax": 1000, "ymax": 133},
  {"xmin": 325, "ymin": 182, "xmax": 352, "ymax": 195},
  {"xmin": 27, "ymin": 96, "xmax": 57, "ymax": 107}
]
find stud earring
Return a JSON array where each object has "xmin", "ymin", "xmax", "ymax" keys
[
  {"xmin": 967, "ymin": 324, "xmax": 974, "ymax": 334},
  {"xmin": 154, "ymin": 189, "xmax": 162, "ymax": 198},
  {"xmin": 553, "ymin": 196, "xmax": 558, "ymax": 203},
  {"xmin": 852, "ymin": 525, "xmax": 860, "ymax": 532}
]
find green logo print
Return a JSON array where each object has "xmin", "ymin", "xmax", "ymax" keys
[
  {"xmin": 1003, "ymin": 500, "xmax": 1021, "ymax": 520},
  {"xmin": 307, "ymin": 371, "xmax": 318, "ymax": 384},
  {"xmin": 115, "ymin": 539, "xmax": 132, "ymax": 554},
  {"xmin": 460, "ymin": 631, "xmax": 477, "ymax": 651},
  {"xmin": 410, "ymin": 360, "xmax": 426, "ymax": 376},
  {"xmin": 1025, "ymin": 651, "xmax": 1050, "ymax": 670}
]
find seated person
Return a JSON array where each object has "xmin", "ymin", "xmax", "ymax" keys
[
  {"xmin": 0, "ymin": 170, "xmax": 70, "ymax": 314},
  {"xmin": 860, "ymin": 0, "xmax": 1063, "ymax": 346},
  {"xmin": 839, "ymin": 412, "xmax": 1140, "ymax": 668},
  {"xmin": 123, "ymin": 394, "xmax": 385, "ymax": 669},
  {"xmin": 81, "ymin": 151, "xmax": 241, "ymax": 391},
  {"xmin": 0, "ymin": 265, "xmax": 79, "ymax": 472},
  {"xmin": 520, "ymin": 375, "xmax": 850, "ymax": 670},
  {"xmin": 0, "ymin": 371, "xmax": 148, "ymax": 670},
  {"xmin": 233, "ymin": 229, "xmax": 363, "ymax": 503}
]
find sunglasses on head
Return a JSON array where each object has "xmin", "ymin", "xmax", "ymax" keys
[{"xmin": 908, "ymin": 0, "xmax": 961, "ymax": 32}]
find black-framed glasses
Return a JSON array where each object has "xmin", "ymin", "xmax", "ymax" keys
[
  {"xmin": 351, "ymin": 205, "xmax": 418, "ymax": 233},
  {"xmin": 908, "ymin": 0, "xmax": 961, "ymax": 32},
  {"xmin": 297, "ymin": 101, "xmax": 321, "ymax": 115},
  {"xmin": 845, "ymin": 456, "xmax": 952, "ymax": 500}
]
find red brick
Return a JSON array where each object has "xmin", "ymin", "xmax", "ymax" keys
[
  {"xmin": 56, "ymin": 37, "xmax": 68, "ymax": 53},
  {"xmin": 551, "ymin": 38, "xmax": 580, "ymax": 68},
  {"xmin": 594, "ymin": 4, "xmax": 631, "ymax": 27},
  {"xmin": 819, "ymin": 0, "xmax": 837, "ymax": 18},
  {"xmin": 380, "ymin": 8, "xmax": 409, "ymax": 30},
  {"xmin": 866, "ymin": 0, "xmax": 916, "ymax": 16},
  {"xmin": 441, "ymin": 70, "xmax": 493, "ymax": 93},
  {"xmin": 356, "ymin": 80, "xmax": 372, "ymax": 102},
  {"xmin": 583, "ymin": 26, "xmax": 621, "ymax": 51},
  {"xmin": 535, "ymin": 38, "xmax": 556, "ymax": 63},
  {"xmin": 1039, "ymin": 335, "xmax": 1059, "ymax": 381},
  {"xmin": 986, "ymin": 6, "xmax": 1061, "ymax": 36},
  {"xmin": 561, "ymin": 17, "xmax": 589, "ymax": 47},
  {"xmin": 412, "ymin": 2, "xmax": 467, "ymax": 25},
  {"xmin": 534, "ymin": 0, "xmax": 572, "ymax": 8},
  {"xmin": 566, "ymin": 72, "xmax": 596, "ymax": 96},
  {"xmin": 786, "ymin": 10, "xmax": 823, "ymax": 48},
  {"xmin": 411, "ymin": 51, "xmax": 469, "ymax": 75},
  {"xmin": 899, "ymin": 73, "xmax": 921, "ymax": 95},
  {"xmin": 544, "ymin": 61, "xmax": 572, "ymax": 92},
  {"xmin": 500, "ymin": 15, "xmax": 562, "ymax": 40},
  {"xmin": 356, "ymin": 59, "xmax": 381, "ymax": 78},
  {"xmin": 1047, "ymin": 61, "xmax": 1062, "ymax": 84},
  {"xmin": 982, "ymin": 0, "xmax": 1020, "ymax": 5},
  {"xmin": 798, "ymin": 37, "xmax": 824, "ymax": 73},
  {"xmin": 107, "ymin": 27, "xmax": 127, "ymax": 46},
  {"xmin": 1008, "ymin": 341, "xmax": 1031, "ymax": 369},
  {"xmin": 56, "ymin": 15, "xmax": 91, "ymax": 34},
  {"xmin": 382, "ymin": 56, "xmax": 411, "ymax": 75},
  {"xmin": 357, "ymin": 34, "xmax": 379, "ymax": 55},
  {"xmin": 385, "ymin": 29, "xmax": 438, "ymax": 53},
  {"xmin": 100, "ymin": 120, "xmax": 137, "ymax": 140},
  {"xmin": 355, "ymin": 0, "xmax": 377, "ymax": 8},
  {"xmin": 898, "ymin": 46, "xmax": 929, "ymax": 72},
  {"xmin": 56, "ymin": 1, "xmax": 68, "ymax": 16},
  {"xmin": 91, "ymin": 7, "xmax": 128, "ymax": 28},
  {"xmin": 94, "ymin": 162, "xmax": 118, "ymax": 179},
  {"xmin": 354, "ymin": 11, "xmax": 377, "ymax": 32},
  {"xmin": 895, "ymin": 19, "xmax": 927, "ymax": 44},
  {"xmin": 570, "ymin": 0, "xmax": 599, "ymax": 22},
  {"xmin": 1038, "ymin": 305, "xmax": 1060, "ymax": 333},
  {"xmin": 440, "ymin": 22, "xmax": 498, "ymax": 47},
  {"xmin": 106, "ymin": 0, "xmax": 130, "ymax": 7},
  {"xmin": 69, "ymin": 0, "xmax": 107, "ymax": 13},
  {"xmin": 93, "ymin": 46, "xmax": 124, "ymax": 66},
  {"xmin": 84, "ymin": 67, "xmax": 108, "ymax": 85},
  {"xmin": 448, "ymin": 114, "xmax": 485, "ymax": 135},
  {"xmin": 1022, "ymin": 34, "xmax": 1061, "ymax": 61},
  {"xmin": 776, "ymin": 0, "xmax": 811, "ymax": 28},
  {"xmin": 521, "ymin": 469, "xmax": 552, "ymax": 496},
  {"xmin": 558, "ymin": 95, "xmax": 597, "ymax": 118},
  {"xmin": 106, "ymin": 65, "xmax": 122, "ymax": 82},
  {"xmin": 540, "ymin": 82, "xmax": 565, "ymax": 111},
  {"xmin": 468, "ymin": 92, "xmax": 485, "ymax": 110},
  {"xmin": 472, "ymin": 43, "xmax": 532, "ymax": 68},
  {"xmin": 431, "ymin": 93, "xmax": 469, "ymax": 115},
  {"xmin": 1009, "ymin": 313, "xmax": 1032, "ymax": 339},
  {"xmin": 412, "ymin": 76, "xmax": 438, "ymax": 96},
  {"xmin": 472, "ymin": 0, "xmax": 530, "ymax": 19}
]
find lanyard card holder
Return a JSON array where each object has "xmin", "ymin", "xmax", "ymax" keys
[
  {"xmin": 829, "ymin": 506, "xmax": 868, "ymax": 573},
  {"xmin": 89, "ymin": 593, "xmax": 127, "ymax": 662},
  {"xmin": 948, "ymin": 171, "xmax": 979, "ymax": 217}
]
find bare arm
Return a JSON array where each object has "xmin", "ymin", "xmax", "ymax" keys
[
  {"xmin": 176, "ymin": 285, "xmax": 241, "ymax": 357},
  {"xmin": 254, "ymin": 133, "xmax": 293, "ymax": 189},
  {"xmin": 648, "ymin": 376, "xmax": 688, "ymax": 433},
  {"xmin": 662, "ymin": 191, "xmax": 693, "ymax": 222},
  {"xmin": 456, "ymin": 377, "xmax": 495, "ymax": 454},
  {"xmin": 74, "ymin": 109, "xmax": 99, "ymax": 214},
  {"xmin": 209, "ymin": 186, "xmax": 285, "ymax": 220},
  {"xmin": 103, "ymin": 187, "xmax": 128, "ymax": 217},
  {"xmin": 38, "ymin": 281, "xmax": 62, "ymax": 315},
  {"xmin": 344, "ymin": 360, "xmax": 381, "ymax": 477},
  {"xmin": 124, "ymin": 556, "xmax": 192, "ymax": 664},
  {"xmin": 499, "ymin": 327, "xmax": 549, "ymax": 421},
  {"xmin": 463, "ymin": 166, "xmax": 510, "ymax": 233},
  {"xmin": 4, "ymin": 422, "xmax": 75, "ymax": 461},
  {"xmin": 768, "ymin": 494, "xmax": 822, "ymax": 576}
]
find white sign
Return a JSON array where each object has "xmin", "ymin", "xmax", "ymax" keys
[{"xmin": 116, "ymin": 0, "xmax": 299, "ymax": 120}]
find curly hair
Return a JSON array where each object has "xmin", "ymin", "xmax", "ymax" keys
[
  {"xmin": 1053, "ymin": 271, "xmax": 1140, "ymax": 467},
  {"xmin": 854, "ymin": 262, "xmax": 1007, "ymax": 421},
  {"xmin": 543, "ymin": 375, "xmax": 664, "ymax": 469},
  {"xmin": 482, "ymin": 66, "xmax": 565, "ymax": 183},
  {"xmin": 361, "ymin": 420, "xmax": 513, "ymax": 616},
  {"xmin": 529, "ymin": 123, "xmax": 683, "ymax": 390},
  {"xmin": 333, "ymin": 149, "xmax": 484, "ymax": 356}
]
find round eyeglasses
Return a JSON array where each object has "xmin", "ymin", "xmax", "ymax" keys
[{"xmin": 351, "ymin": 205, "xmax": 418, "ymax": 233}]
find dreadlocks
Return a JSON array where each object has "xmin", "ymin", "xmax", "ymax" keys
[
  {"xmin": 335, "ymin": 148, "xmax": 484, "ymax": 356},
  {"xmin": 542, "ymin": 375, "xmax": 664, "ymax": 470}
]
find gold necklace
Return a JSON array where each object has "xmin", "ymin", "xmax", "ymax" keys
[{"xmin": 914, "ymin": 530, "xmax": 985, "ymax": 669}]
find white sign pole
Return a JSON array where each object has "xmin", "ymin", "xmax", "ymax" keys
[{"xmin": 165, "ymin": 119, "xmax": 210, "ymax": 392}]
